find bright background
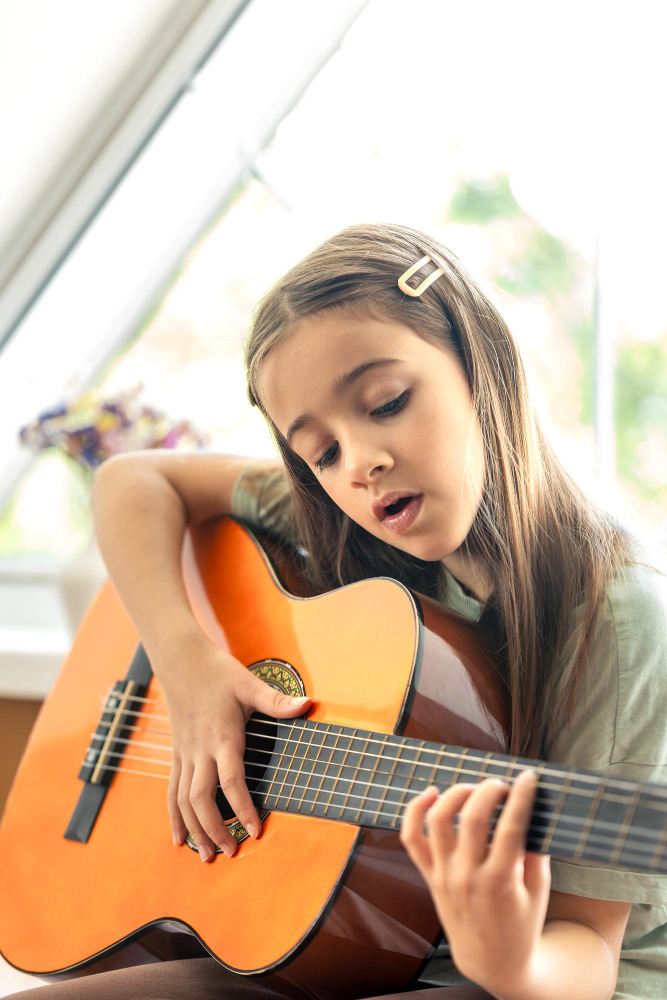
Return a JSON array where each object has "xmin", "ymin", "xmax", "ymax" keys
[
  {"xmin": 0, "ymin": 0, "xmax": 665, "ymax": 689},
  {"xmin": 0, "ymin": 2, "xmax": 665, "ymax": 989}
]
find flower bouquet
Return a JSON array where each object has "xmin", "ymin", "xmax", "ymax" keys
[{"xmin": 18, "ymin": 383, "xmax": 209, "ymax": 482}]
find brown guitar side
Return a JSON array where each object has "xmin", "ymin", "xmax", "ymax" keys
[{"xmin": 159, "ymin": 518, "xmax": 508, "ymax": 999}]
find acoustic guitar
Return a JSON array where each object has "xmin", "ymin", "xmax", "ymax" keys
[{"xmin": 1, "ymin": 516, "xmax": 666, "ymax": 1000}]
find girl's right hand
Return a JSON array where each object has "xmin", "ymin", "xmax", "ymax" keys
[{"xmin": 159, "ymin": 634, "xmax": 311, "ymax": 862}]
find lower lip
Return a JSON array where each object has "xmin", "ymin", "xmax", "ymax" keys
[{"xmin": 382, "ymin": 494, "xmax": 423, "ymax": 534}]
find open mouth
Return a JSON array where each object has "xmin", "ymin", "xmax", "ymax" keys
[{"xmin": 384, "ymin": 496, "xmax": 413, "ymax": 517}]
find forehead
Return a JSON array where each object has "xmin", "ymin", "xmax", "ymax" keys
[{"xmin": 259, "ymin": 311, "xmax": 437, "ymax": 433}]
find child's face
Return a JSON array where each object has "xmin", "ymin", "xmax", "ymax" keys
[{"xmin": 260, "ymin": 310, "xmax": 485, "ymax": 564}]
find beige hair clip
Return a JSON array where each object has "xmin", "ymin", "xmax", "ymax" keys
[{"xmin": 397, "ymin": 254, "xmax": 445, "ymax": 297}]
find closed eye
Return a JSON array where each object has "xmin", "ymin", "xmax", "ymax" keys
[{"xmin": 313, "ymin": 390, "xmax": 411, "ymax": 474}]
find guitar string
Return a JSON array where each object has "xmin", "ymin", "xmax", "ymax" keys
[
  {"xmin": 84, "ymin": 737, "xmax": 663, "ymax": 856},
  {"xmin": 88, "ymin": 724, "xmax": 667, "ymax": 830},
  {"xmin": 101, "ymin": 692, "xmax": 628, "ymax": 792},
  {"xmin": 82, "ymin": 758, "xmax": 663, "ymax": 871},
  {"xmin": 91, "ymin": 699, "xmax": 667, "ymax": 812}
]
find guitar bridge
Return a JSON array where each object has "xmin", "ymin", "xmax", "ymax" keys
[{"xmin": 63, "ymin": 644, "xmax": 152, "ymax": 843}]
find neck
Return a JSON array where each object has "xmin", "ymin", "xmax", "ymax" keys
[{"xmin": 440, "ymin": 551, "xmax": 493, "ymax": 602}]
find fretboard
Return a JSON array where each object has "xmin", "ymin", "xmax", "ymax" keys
[{"xmin": 246, "ymin": 717, "xmax": 667, "ymax": 875}]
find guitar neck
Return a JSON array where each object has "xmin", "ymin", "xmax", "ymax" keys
[{"xmin": 249, "ymin": 717, "xmax": 667, "ymax": 875}]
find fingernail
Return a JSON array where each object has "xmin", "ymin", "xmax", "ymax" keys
[
  {"xmin": 247, "ymin": 822, "xmax": 260, "ymax": 839},
  {"xmin": 173, "ymin": 832, "xmax": 180, "ymax": 846},
  {"xmin": 222, "ymin": 842, "xmax": 236, "ymax": 858},
  {"xmin": 290, "ymin": 696, "xmax": 309, "ymax": 706},
  {"xmin": 198, "ymin": 845, "xmax": 212, "ymax": 862},
  {"xmin": 424, "ymin": 785, "xmax": 439, "ymax": 796}
]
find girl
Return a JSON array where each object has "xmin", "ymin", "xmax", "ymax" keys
[{"xmin": 10, "ymin": 222, "xmax": 666, "ymax": 1000}]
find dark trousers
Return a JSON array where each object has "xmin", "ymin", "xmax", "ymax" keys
[{"xmin": 3, "ymin": 957, "xmax": 492, "ymax": 999}]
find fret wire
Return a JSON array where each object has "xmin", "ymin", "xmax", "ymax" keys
[
  {"xmin": 94, "ymin": 707, "xmax": 667, "ymax": 805},
  {"xmin": 87, "ymin": 744, "xmax": 624, "ymax": 844},
  {"xmin": 246, "ymin": 764, "xmax": 664, "ymax": 855},
  {"xmin": 299, "ymin": 723, "xmax": 329, "ymax": 808},
  {"xmin": 479, "ymin": 752, "xmax": 492, "ymax": 780},
  {"xmin": 254, "ymin": 769, "xmax": 665, "ymax": 866},
  {"xmin": 609, "ymin": 783, "xmax": 643, "ymax": 865},
  {"xmin": 574, "ymin": 774, "xmax": 607, "ymax": 859},
  {"xmin": 390, "ymin": 739, "xmax": 426, "ymax": 830},
  {"xmin": 352, "ymin": 732, "xmax": 389, "ymax": 823},
  {"xmin": 309, "ymin": 726, "xmax": 341, "ymax": 814},
  {"xmin": 323, "ymin": 729, "xmax": 358, "ymax": 814},
  {"xmin": 541, "ymin": 771, "xmax": 572, "ymax": 854},
  {"xmin": 281, "ymin": 720, "xmax": 312, "ymax": 811},
  {"xmin": 264, "ymin": 721, "xmax": 291, "ymax": 802},
  {"xmin": 426, "ymin": 747, "xmax": 443, "ymax": 788},
  {"xmin": 87, "ymin": 757, "xmax": 667, "ymax": 870},
  {"xmin": 273, "ymin": 721, "xmax": 303, "ymax": 806},
  {"xmin": 88, "ymin": 726, "xmax": 667, "ymax": 827},
  {"xmin": 504, "ymin": 757, "xmax": 519, "ymax": 782},
  {"xmin": 338, "ymin": 733, "xmax": 371, "ymax": 818},
  {"xmin": 376, "ymin": 735, "xmax": 405, "ymax": 824},
  {"xmin": 528, "ymin": 760, "xmax": 550, "ymax": 846},
  {"xmin": 91, "ymin": 747, "xmax": 664, "ymax": 862}
]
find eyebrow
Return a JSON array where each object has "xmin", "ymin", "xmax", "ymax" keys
[{"xmin": 286, "ymin": 357, "xmax": 403, "ymax": 445}]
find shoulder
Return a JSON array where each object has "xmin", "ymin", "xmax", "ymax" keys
[
  {"xmin": 231, "ymin": 460, "xmax": 289, "ymax": 513},
  {"xmin": 230, "ymin": 461, "xmax": 300, "ymax": 548},
  {"xmin": 603, "ymin": 560, "xmax": 667, "ymax": 654},
  {"xmin": 602, "ymin": 561, "xmax": 667, "ymax": 770},
  {"xmin": 547, "ymin": 559, "xmax": 667, "ymax": 776}
]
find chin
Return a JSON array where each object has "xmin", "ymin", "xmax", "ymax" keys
[{"xmin": 407, "ymin": 532, "xmax": 469, "ymax": 563}]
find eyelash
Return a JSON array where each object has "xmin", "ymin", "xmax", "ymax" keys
[{"xmin": 313, "ymin": 390, "xmax": 411, "ymax": 474}]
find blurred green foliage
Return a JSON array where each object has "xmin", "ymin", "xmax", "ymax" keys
[
  {"xmin": 448, "ymin": 175, "xmax": 522, "ymax": 224},
  {"xmin": 447, "ymin": 172, "xmax": 666, "ymax": 516},
  {"xmin": 568, "ymin": 316, "xmax": 595, "ymax": 426},
  {"xmin": 495, "ymin": 229, "xmax": 579, "ymax": 300},
  {"xmin": 615, "ymin": 339, "xmax": 667, "ymax": 507}
]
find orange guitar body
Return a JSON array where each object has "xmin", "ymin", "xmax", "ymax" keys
[{"xmin": 0, "ymin": 517, "xmax": 507, "ymax": 1000}]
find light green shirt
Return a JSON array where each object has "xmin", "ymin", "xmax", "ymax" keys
[{"xmin": 231, "ymin": 464, "xmax": 667, "ymax": 999}]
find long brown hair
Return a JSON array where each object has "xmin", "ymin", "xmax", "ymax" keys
[{"xmin": 243, "ymin": 222, "xmax": 634, "ymax": 759}]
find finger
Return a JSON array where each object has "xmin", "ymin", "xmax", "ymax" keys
[
  {"xmin": 424, "ymin": 783, "xmax": 478, "ymax": 860},
  {"xmin": 455, "ymin": 778, "xmax": 510, "ymax": 869},
  {"xmin": 485, "ymin": 769, "xmax": 539, "ymax": 873},
  {"xmin": 242, "ymin": 673, "xmax": 312, "ymax": 719},
  {"xmin": 167, "ymin": 755, "xmax": 187, "ymax": 846},
  {"xmin": 523, "ymin": 851, "xmax": 552, "ymax": 895},
  {"xmin": 176, "ymin": 762, "xmax": 224, "ymax": 862},
  {"xmin": 190, "ymin": 757, "xmax": 239, "ymax": 858},
  {"xmin": 399, "ymin": 785, "xmax": 439, "ymax": 876},
  {"xmin": 215, "ymin": 736, "xmax": 264, "ymax": 840}
]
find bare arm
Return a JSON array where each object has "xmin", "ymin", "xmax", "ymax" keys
[
  {"xmin": 497, "ymin": 892, "xmax": 631, "ymax": 1000},
  {"xmin": 90, "ymin": 450, "xmax": 307, "ymax": 860},
  {"xmin": 90, "ymin": 450, "xmax": 280, "ymax": 666}
]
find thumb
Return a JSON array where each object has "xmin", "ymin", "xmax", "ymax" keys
[{"xmin": 247, "ymin": 676, "xmax": 312, "ymax": 718}]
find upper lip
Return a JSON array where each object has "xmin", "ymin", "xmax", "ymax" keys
[{"xmin": 371, "ymin": 490, "xmax": 421, "ymax": 522}]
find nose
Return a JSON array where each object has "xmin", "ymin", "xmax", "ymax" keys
[{"xmin": 344, "ymin": 434, "xmax": 393, "ymax": 488}]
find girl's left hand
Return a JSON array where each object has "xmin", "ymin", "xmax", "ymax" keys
[{"xmin": 400, "ymin": 769, "xmax": 551, "ymax": 1000}]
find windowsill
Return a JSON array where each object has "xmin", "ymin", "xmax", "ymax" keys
[
  {"xmin": 0, "ymin": 569, "xmax": 72, "ymax": 700},
  {"xmin": 0, "ymin": 626, "xmax": 70, "ymax": 699}
]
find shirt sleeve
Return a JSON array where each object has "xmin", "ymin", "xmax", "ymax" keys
[
  {"xmin": 230, "ymin": 461, "xmax": 302, "ymax": 549},
  {"xmin": 546, "ymin": 562, "xmax": 667, "ymax": 904}
]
